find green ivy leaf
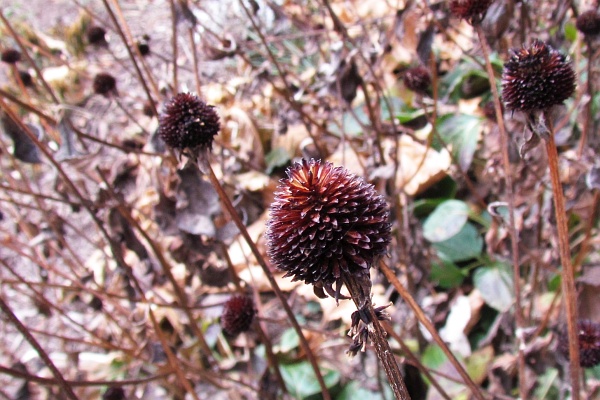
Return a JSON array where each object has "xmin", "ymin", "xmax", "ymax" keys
[
  {"xmin": 433, "ymin": 222, "xmax": 483, "ymax": 262},
  {"xmin": 423, "ymin": 200, "xmax": 470, "ymax": 242},
  {"xmin": 473, "ymin": 263, "xmax": 514, "ymax": 312},
  {"xmin": 280, "ymin": 362, "xmax": 340, "ymax": 399}
]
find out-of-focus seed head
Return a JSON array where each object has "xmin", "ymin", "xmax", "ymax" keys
[
  {"xmin": 576, "ymin": 10, "xmax": 600, "ymax": 37},
  {"xmin": 93, "ymin": 73, "xmax": 117, "ymax": 97},
  {"xmin": 403, "ymin": 66, "xmax": 431, "ymax": 94},
  {"xmin": 449, "ymin": 0, "xmax": 494, "ymax": 22},
  {"xmin": 137, "ymin": 39, "xmax": 150, "ymax": 56},
  {"xmin": 158, "ymin": 93, "xmax": 220, "ymax": 151},
  {"xmin": 1, "ymin": 48, "xmax": 21, "ymax": 64},
  {"xmin": 87, "ymin": 26, "xmax": 108, "ymax": 46},
  {"xmin": 558, "ymin": 319, "xmax": 600, "ymax": 368},
  {"xmin": 221, "ymin": 295, "xmax": 255, "ymax": 336},
  {"xmin": 102, "ymin": 386, "xmax": 125, "ymax": 400},
  {"xmin": 266, "ymin": 159, "xmax": 391, "ymax": 300},
  {"xmin": 18, "ymin": 70, "xmax": 33, "ymax": 87},
  {"xmin": 502, "ymin": 40, "xmax": 575, "ymax": 112}
]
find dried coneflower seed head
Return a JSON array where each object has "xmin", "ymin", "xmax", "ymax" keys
[
  {"xmin": 87, "ymin": 26, "xmax": 108, "ymax": 46},
  {"xmin": 102, "ymin": 387, "xmax": 125, "ymax": 400},
  {"xmin": 221, "ymin": 295, "xmax": 255, "ymax": 336},
  {"xmin": 449, "ymin": 0, "xmax": 494, "ymax": 22},
  {"xmin": 558, "ymin": 319, "xmax": 600, "ymax": 367},
  {"xmin": 403, "ymin": 66, "xmax": 431, "ymax": 94},
  {"xmin": 266, "ymin": 159, "xmax": 391, "ymax": 300},
  {"xmin": 18, "ymin": 70, "xmax": 33, "ymax": 87},
  {"xmin": 576, "ymin": 10, "xmax": 600, "ymax": 37},
  {"xmin": 1, "ymin": 48, "xmax": 21, "ymax": 64},
  {"xmin": 158, "ymin": 93, "xmax": 220, "ymax": 151},
  {"xmin": 137, "ymin": 39, "xmax": 150, "ymax": 56},
  {"xmin": 93, "ymin": 73, "xmax": 117, "ymax": 97},
  {"xmin": 502, "ymin": 40, "xmax": 575, "ymax": 112}
]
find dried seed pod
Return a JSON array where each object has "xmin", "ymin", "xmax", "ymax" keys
[
  {"xmin": 576, "ymin": 10, "xmax": 600, "ymax": 37},
  {"xmin": 158, "ymin": 93, "xmax": 220, "ymax": 151},
  {"xmin": 221, "ymin": 295, "xmax": 255, "ymax": 336},
  {"xmin": 1, "ymin": 48, "xmax": 21, "ymax": 64},
  {"xmin": 87, "ymin": 26, "xmax": 108, "ymax": 46},
  {"xmin": 266, "ymin": 159, "xmax": 391, "ymax": 301},
  {"xmin": 93, "ymin": 73, "xmax": 117, "ymax": 97},
  {"xmin": 18, "ymin": 70, "xmax": 33, "ymax": 87},
  {"xmin": 102, "ymin": 387, "xmax": 125, "ymax": 400},
  {"xmin": 502, "ymin": 40, "xmax": 575, "ymax": 112},
  {"xmin": 558, "ymin": 319, "xmax": 600, "ymax": 368},
  {"xmin": 449, "ymin": 0, "xmax": 494, "ymax": 22},
  {"xmin": 403, "ymin": 66, "xmax": 431, "ymax": 95}
]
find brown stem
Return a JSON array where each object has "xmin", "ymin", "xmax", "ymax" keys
[
  {"xmin": 543, "ymin": 112, "xmax": 581, "ymax": 399},
  {"xmin": 0, "ymin": 296, "xmax": 79, "ymax": 400},
  {"xmin": 343, "ymin": 276, "xmax": 411, "ymax": 400},
  {"xmin": 379, "ymin": 260, "xmax": 486, "ymax": 400},
  {"xmin": 475, "ymin": 24, "xmax": 527, "ymax": 400},
  {"xmin": 204, "ymin": 161, "xmax": 332, "ymax": 400}
]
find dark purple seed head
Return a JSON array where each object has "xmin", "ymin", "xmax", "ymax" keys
[
  {"xmin": 502, "ymin": 40, "xmax": 575, "ymax": 112},
  {"xmin": 576, "ymin": 10, "xmax": 600, "ymax": 37},
  {"xmin": 221, "ymin": 295, "xmax": 255, "ymax": 336},
  {"xmin": 158, "ymin": 93, "xmax": 220, "ymax": 151},
  {"xmin": 1, "ymin": 48, "xmax": 21, "ymax": 64},
  {"xmin": 93, "ymin": 73, "xmax": 117, "ymax": 97},
  {"xmin": 403, "ymin": 66, "xmax": 431, "ymax": 94},
  {"xmin": 87, "ymin": 26, "xmax": 108, "ymax": 46},
  {"xmin": 449, "ymin": 0, "xmax": 494, "ymax": 22},
  {"xmin": 558, "ymin": 319, "xmax": 600, "ymax": 368},
  {"xmin": 266, "ymin": 159, "xmax": 391, "ymax": 301}
]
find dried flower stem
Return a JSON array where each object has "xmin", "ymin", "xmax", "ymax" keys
[
  {"xmin": 343, "ymin": 276, "xmax": 411, "ymax": 400},
  {"xmin": 379, "ymin": 260, "xmax": 485, "ymax": 400},
  {"xmin": 0, "ymin": 296, "xmax": 79, "ymax": 400},
  {"xmin": 475, "ymin": 24, "xmax": 527, "ymax": 400},
  {"xmin": 542, "ymin": 112, "xmax": 581, "ymax": 399},
  {"xmin": 203, "ymin": 160, "xmax": 332, "ymax": 400}
]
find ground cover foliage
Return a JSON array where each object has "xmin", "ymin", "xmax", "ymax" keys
[{"xmin": 1, "ymin": 0, "xmax": 600, "ymax": 399}]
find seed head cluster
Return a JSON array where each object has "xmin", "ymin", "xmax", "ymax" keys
[
  {"xmin": 449, "ymin": 0, "xmax": 494, "ymax": 22},
  {"xmin": 158, "ymin": 93, "xmax": 220, "ymax": 151},
  {"xmin": 558, "ymin": 319, "xmax": 600, "ymax": 368},
  {"xmin": 221, "ymin": 295, "xmax": 255, "ymax": 336},
  {"xmin": 266, "ymin": 159, "xmax": 391, "ymax": 300},
  {"xmin": 502, "ymin": 40, "xmax": 575, "ymax": 112},
  {"xmin": 403, "ymin": 66, "xmax": 431, "ymax": 95}
]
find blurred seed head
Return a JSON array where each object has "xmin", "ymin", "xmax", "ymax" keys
[
  {"xmin": 576, "ymin": 10, "xmax": 600, "ymax": 37},
  {"xmin": 221, "ymin": 295, "xmax": 255, "ymax": 336},
  {"xmin": 18, "ymin": 70, "xmax": 33, "ymax": 87},
  {"xmin": 403, "ymin": 66, "xmax": 431, "ymax": 95},
  {"xmin": 1, "ymin": 48, "xmax": 21, "ymax": 64},
  {"xmin": 266, "ymin": 159, "xmax": 391, "ymax": 300},
  {"xmin": 86, "ymin": 26, "xmax": 108, "ymax": 46},
  {"xmin": 93, "ymin": 73, "xmax": 117, "ymax": 97},
  {"xmin": 502, "ymin": 40, "xmax": 575, "ymax": 112},
  {"xmin": 102, "ymin": 386, "xmax": 125, "ymax": 400},
  {"xmin": 558, "ymin": 319, "xmax": 600, "ymax": 368},
  {"xmin": 449, "ymin": 0, "xmax": 494, "ymax": 22},
  {"xmin": 158, "ymin": 93, "xmax": 220, "ymax": 151}
]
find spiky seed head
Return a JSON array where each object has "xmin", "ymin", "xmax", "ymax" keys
[
  {"xmin": 266, "ymin": 159, "xmax": 391, "ymax": 300},
  {"xmin": 158, "ymin": 93, "xmax": 220, "ymax": 151},
  {"xmin": 449, "ymin": 0, "xmax": 494, "ymax": 22},
  {"xmin": 221, "ymin": 295, "xmax": 255, "ymax": 336},
  {"xmin": 93, "ymin": 73, "xmax": 117, "ymax": 97},
  {"xmin": 1, "ymin": 49, "xmax": 21, "ymax": 64},
  {"xmin": 403, "ymin": 66, "xmax": 431, "ymax": 94},
  {"xmin": 502, "ymin": 40, "xmax": 575, "ymax": 112},
  {"xmin": 558, "ymin": 319, "xmax": 600, "ymax": 368},
  {"xmin": 576, "ymin": 10, "xmax": 600, "ymax": 37},
  {"xmin": 87, "ymin": 26, "xmax": 108, "ymax": 46}
]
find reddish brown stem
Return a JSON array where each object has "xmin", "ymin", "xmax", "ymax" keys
[
  {"xmin": 543, "ymin": 113, "xmax": 581, "ymax": 399},
  {"xmin": 379, "ymin": 261, "xmax": 485, "ymax": 400}
]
